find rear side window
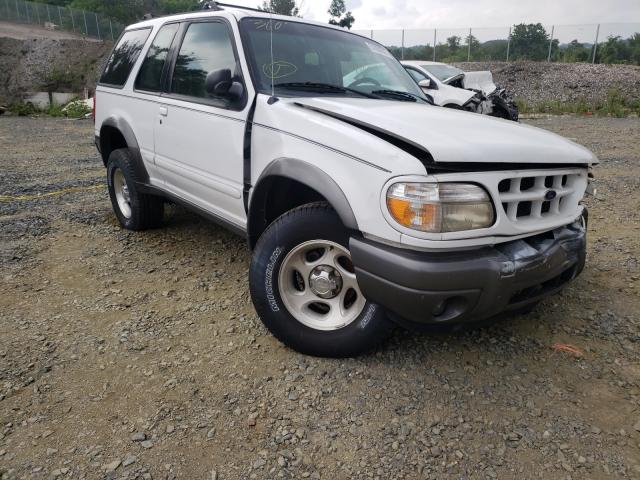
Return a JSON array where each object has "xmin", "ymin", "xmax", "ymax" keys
[
  {"xmin": 100, "ymin": 28, "xmax": 151, "ymax": 87},
  {"xmin": 170, "ymin": 22, "xmax": 237, "ymax": 102},
  {"xmin": 135, "ymin": 23, "xmax": 180, "ymax": 92}
]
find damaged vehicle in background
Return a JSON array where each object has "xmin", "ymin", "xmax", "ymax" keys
[{"xmin": 402, "ymin": 61, "xmax": 519, "ymax": 121}]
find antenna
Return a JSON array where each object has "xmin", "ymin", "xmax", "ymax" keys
[{"xmin": 268, "ymin": 8, "xmax": 278, "ymax": 104}]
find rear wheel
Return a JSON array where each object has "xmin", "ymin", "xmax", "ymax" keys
[
  {"xmin": 249, "ymin": 202, "xmax": 393, "ymax": 357},
  {"xmin": 107, "ymin": 148, "xmax": 164, "ymax": 230}
]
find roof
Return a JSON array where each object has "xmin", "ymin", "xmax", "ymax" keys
[
  {"xmin": 124, "ymin": 4, "xmax": 355, "ymax": 34},
  {"xmin": 400, "ymin": 61, "xmax": 446, "ymax": 66}
]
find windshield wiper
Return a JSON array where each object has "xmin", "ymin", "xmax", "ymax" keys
[
  {"xmin": 371, "ymin": 89, "xmax": 423, "ymax": 102},
  {"xmin": 273, "ymin": 82, "xmax": 378, "ymax": 99}
]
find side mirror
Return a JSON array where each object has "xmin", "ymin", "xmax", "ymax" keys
[
  {"xmin": 205, "ymin": 68, "xmax": 232, "ymax": 95},
  {"xmin": 205, "ymin": 68, "xmax": 245, "ymax": 101},
  {"xmin": 418, "ymin": 78, "xmax": 433, "ymax": 89}
]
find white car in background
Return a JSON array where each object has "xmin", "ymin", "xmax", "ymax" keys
[{"xmin": 402, "ymin": 61, "xmax": 519, "ymax": 121}]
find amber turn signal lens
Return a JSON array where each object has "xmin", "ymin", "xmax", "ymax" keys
[
  {"xmin": 386, "ymin": 182, "xmax": 494, "ymax": 233},
  {"xmin": 387, "ymin": 197, "xmax": 438, "ymax": 230}
]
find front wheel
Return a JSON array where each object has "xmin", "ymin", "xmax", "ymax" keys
[{"xmin": 249, "ymin": 203, "xmax": 393, "ymax": 357}]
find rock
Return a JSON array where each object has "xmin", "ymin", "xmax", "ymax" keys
[
  {"xmin": 103, "ymin": 459, "xmax": 121, "ymax": 472},
  {"xmin": 166, "ymin": 424, "xmax": 175, "ymax": 434},
  {"xmin": 123, "ymin": 454, "xmax": 137, "ymax": 467},
  {"xmin": 207, "ymin": 428, "xmax": 216, "ymax": 439},
  {"xmin": 253, "ymin": 457, "xmax": 266, "ymax": 469},
  {"xmin": 131, "ymin": 432, "xmax": 146, "ymax": 442},
  {"xmin": 141, "ymin": 440, "xmax": 153, "ymax": 449}
]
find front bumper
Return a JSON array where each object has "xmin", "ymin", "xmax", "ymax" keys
[{"xmin": 350, "ymin": 218, "xmax": 586, "ymax": 327}]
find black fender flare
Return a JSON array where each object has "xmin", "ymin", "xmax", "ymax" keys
[
  {"xmin": 99, "ymin": 116, "xmax": 149, "ymax": 183},
  {"xmin": 248, "ymin": 158, "xmax": 359, "ymax": 244}
]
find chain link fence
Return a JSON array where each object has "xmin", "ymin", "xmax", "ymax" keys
[
  {"xmin": 353, "ymin": 23, "xmax": 640, "ymax": 65},
  {"xmin": 0, "ymin": 0, "xmax": 125, "ymax": 41}
]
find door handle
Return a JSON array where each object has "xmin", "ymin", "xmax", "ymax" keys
[{"xmin": 159, "ymin": 106, "xmax": 168, "ymax": 116}]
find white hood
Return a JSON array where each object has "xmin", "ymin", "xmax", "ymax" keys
[
  {"xmin": 290, "ymin": 97, "xmax": 598, "ymax": 166},
  {"xmin": 460, "ymin": 71, "xmax": 497, "ymax": 95}
]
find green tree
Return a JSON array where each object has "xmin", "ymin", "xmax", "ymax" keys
[
  {"xmin": 328, "ymin": 0, "xmax": 355, "ymax": 29},
  {"xmin": 69, "ymin": 0, "xmax": 144, "ymax": 24},
  {"xmin": 561, "ymin": 40, "xmax": 591, "ymax": 62},
  {"xmin": 597, "ymin": 35, "xmax": 631, "ymax": 64},
  {"xmin": 510, "ymin": 23, "xmax": 550, "ymax": 60},
  {"xmin": 446, "ymin": 35, "xmax": 460, "ymax": 53},
  {"xmin": 259, "ymin": 0, "xmax": 299, "ymax": 16}
]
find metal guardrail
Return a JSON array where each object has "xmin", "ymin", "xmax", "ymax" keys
[
  {"xmin": 353, "ymin": 23, "xmax": 640, "ymax": 64},
  {"xmin": 0, "ymin": 0, "xmax": 124, "ymax": 41}
]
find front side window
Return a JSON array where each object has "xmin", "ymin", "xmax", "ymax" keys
[
  {"xmin": 239, "ymin": 18, "xmax": 427, "ymax": 102},
  {"xmin": 170, "ymin": 21, "xmax": 239, "ymax": 104},
  {"xmin": 100, "ymin": 28, "xmax": 151, "ymax": 87},
  {"xmin": 135, "ymin": 23, "xmax": 179, "ymax": 92}
]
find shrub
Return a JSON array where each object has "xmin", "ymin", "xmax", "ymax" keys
[
  {"xmin": 63, "ymin": 100, "xmax": 92, "ymax": 118},
  {"xmin": 9, "ymin": 101, "xmax": 39, "ymax": 116}
]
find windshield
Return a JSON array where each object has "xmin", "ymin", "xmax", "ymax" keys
[
  {"xmin": 240, "ymin": 18, "xmax": 427, "ymax": 101},
  {"xmin": 421, "ymin": 64, "xmax": 464, "ymax": 82}
]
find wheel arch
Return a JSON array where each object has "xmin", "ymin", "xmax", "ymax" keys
[
  {"xmin": 247, "ymin": 158, "xmax": 359, "ymax": 249},
  {"xmin": 98, "ymin": 116, "xmax": 149, "ymax": 183}
]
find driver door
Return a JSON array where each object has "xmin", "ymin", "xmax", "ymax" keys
[{"xmin": 153, "ymin": 19, "xmax": 249, "ymax": 229}]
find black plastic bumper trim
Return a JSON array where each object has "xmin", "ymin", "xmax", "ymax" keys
[{"xmin": 350, "ymin": 221, "xmax": 586, "ymax": 326}]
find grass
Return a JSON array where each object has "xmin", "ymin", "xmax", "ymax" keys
[{"xmin": 516, "ymin": 89, "xmax": 640, "ymax": 117}]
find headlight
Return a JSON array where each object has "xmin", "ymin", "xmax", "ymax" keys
[{"xmin": 386, "ymin": 183, "xmax": 494, "ymax": 233}]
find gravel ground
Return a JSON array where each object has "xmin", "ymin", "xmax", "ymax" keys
[
  {"xmin": 1, "ymin": 116, "xmax": 639, "ymax": 480},
  {"xmin": 455, "ymin": 61, "xmax": 640, "ymax": 105}
]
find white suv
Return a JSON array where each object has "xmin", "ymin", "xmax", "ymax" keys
[{"xmin": 94, "ymin": 3, "xmax": 597, "ymax": 357}]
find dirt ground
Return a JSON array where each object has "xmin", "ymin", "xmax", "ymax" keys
[
  {"xmin": 0, "ymin": 21, "xmax": 99, "ymax": 41},
  {"xmin": 0, "ymin": 116, "xmax": 639, "ymax": 480}
]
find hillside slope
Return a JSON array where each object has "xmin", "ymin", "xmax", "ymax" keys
[{"xmin": 0, "ymin": 21, "xmax": 110, "ymax": 103}]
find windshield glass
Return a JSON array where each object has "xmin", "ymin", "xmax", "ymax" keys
[
  {"xmin": 240, "ymin": 18, "xmax": 427, "ymax": 101},
  {"xmin": 421, "ymin": 64, "xmax": 464, "ymax": 82}
]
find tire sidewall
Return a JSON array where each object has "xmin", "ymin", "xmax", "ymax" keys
[
  {"xmin": 250, "ymin": 205, "xmax": 391, "ymax": 357},
  {"xmin": 107, "ymin": 150, "xmax": 139, "ymax": 230}
]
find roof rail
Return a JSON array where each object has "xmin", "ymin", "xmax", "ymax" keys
[{"xmin": 202, "ymin": 1, "xmax": 265, "ymax": 13}]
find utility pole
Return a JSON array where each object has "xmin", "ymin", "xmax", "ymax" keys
[
  {"xmin": 467, "ymin": 27, "xmax": 472, "ymax": 62},
  {"xmin": 547, "ymin": 25, "xmax": 554, "ymax": 62},
  {"xmin": 433, "ymin": 29, "xmax": 437, "ymax": 61},
  {"xmin": 506, "ymin": 26, "xmax": 511, "ymax": 62},
  {"xmin": 592, "ymin": 24, "xmax": 600, "ymax": 64},
  {"xmin": 401, "ymin": 29, "xmax": 405, "ymax": 60}
]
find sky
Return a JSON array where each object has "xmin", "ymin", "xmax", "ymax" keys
[{"xmin": 231, "ymin": 0, "xmax": 640, "ymax": 31}]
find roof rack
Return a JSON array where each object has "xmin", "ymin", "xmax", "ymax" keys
[{"xmin": 202, "ymin": 1, "xmax": 265, "ymax": 13}]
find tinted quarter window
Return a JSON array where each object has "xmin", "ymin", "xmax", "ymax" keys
[
  {"xmin": 135, "ymin": 23, "xmax": 179, "ymax": 92},
  {"xmin": 171, "ymin": 22, "xmax": 238, "ymax": 103},
  {"xmin": 100, "ymin": 28, "xmax": 151, "ymax": 87}
]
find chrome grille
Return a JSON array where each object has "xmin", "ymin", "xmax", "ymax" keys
[{"xmin": 497, "ymin": 172, "xmax": 583, "ymax": 224}]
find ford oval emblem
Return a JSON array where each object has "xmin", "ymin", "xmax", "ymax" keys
[{"xmin": 545, "ymin": 190, "xmax": 557, "ymax": 201}]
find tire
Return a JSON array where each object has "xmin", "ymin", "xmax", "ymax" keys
[
  {"xmin": 106, "ymin": 148, "xmax": 164, "ymax": 231},
  {"xmin": 249, "ymin": 202, "xmax": 393, "ymax": 357}
]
